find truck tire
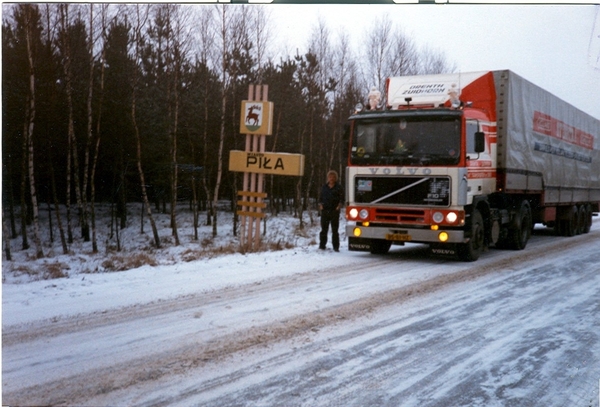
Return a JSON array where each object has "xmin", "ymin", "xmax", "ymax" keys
[
  {"xmin": 458, "ymin": 209, "xmax": 484, "ymax": 262},
  {"xmin": 508, "ymin": 200, "xmax": 532, "ymax": 250},
  {"xmin": 563, "ymin": 205, "xmax": 578, "ymax": 237},
  {"xmin": 370, "ymin": 239, "xmax": 391, "ymax": 255},
  {"xmin": 581, "ymin": 204, "xmax": 592, "ymax": 234},
  {"xmin": 576, "ymin": 205, "xmax": 585, "ymax": 235}
]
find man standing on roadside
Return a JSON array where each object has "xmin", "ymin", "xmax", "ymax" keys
[{"xmin": 318, "ymin": 170, "xmax": 343, "ymax": 252}]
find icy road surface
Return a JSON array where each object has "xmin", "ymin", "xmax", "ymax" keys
[{"xmin": 3, "ymin": 222, "xmax": 600, "ymax": 406}]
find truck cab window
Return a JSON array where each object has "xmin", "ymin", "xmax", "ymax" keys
[
  {"xmin": 466, "ymin": 121, "xmax": 480, "ymax": 154},
  {"xmin": 351, "ymin": 115, "xmax": 461, "ymax": 166}
]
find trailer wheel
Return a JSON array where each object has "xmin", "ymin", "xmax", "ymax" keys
[
  {"xmin": 458, "ymin": 209, "xmax": 484, "ymax": 262},
  {"xmin": 581, "ymin": 204, "xmax": 592, "ymax": 234},
  {"xmin": 509, "ymin": 200, "xmax": 532, "ymax": 250},
  {"xmin": 370, "ymin": 239, "xmax": 391, "ymax": 255},
  {"xmin": 563, "ymin": 205, "xmax": 578, "ymax": 237},
  {"xmin": 575, "ymin": 205, "xmax": 585, "ymax": 235}
]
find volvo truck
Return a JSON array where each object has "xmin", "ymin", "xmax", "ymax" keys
[{"xmin": 345, "ymin": 70, "xmax": 600, "ymax": 261}]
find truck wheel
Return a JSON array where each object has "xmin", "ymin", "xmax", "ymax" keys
[
  {"xmin": 370, "ymin": 240, "xmax": 391, "ymax": 255},
  {"xmin": 509, "ymin": 200, "xmax": 532, "ymax": 250},
  {"xmin": 581, "ymin": 204, "xmax": 592, "ymax": 234},
  {"xmin": 458, "ymin": 209, "xmax": 484, "ymax": 261},
  {"xmin": 575, "ymin": 205, "xmax": 585, "ymax": 235},
  {"xmin": 564, "ymin": 205, "xmax": 578, "ymax": 237}
]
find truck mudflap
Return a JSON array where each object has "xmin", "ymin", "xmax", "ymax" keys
[{"xmin": 346, "ymin": 224, "xmax": 466, "ymax": 244}]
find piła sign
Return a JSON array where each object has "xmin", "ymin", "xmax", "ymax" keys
[
  {"xmin": 229, "ymin": 150, "xmax": 305, "ymax": 176},
  {"xmin": 240, "ymin": 101, "xmax": 274, "ymax": 135}
]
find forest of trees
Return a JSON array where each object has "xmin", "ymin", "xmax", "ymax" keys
[{"xmin": 2, "ymin": 3, "xmax": 454, "ymax": 258}]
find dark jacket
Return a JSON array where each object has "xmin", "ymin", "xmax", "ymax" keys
[{"xmin": 319, "ymin": 182, "xmax": 343, "ymax": 211}]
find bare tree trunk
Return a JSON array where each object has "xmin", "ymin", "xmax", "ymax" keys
[
  {"xmin": 5, "ymin": 161, "xmax": 17, "ymax": 238},
  {"xmin": 80, "ymin": 4, "xmax": 96, "ymax": 243},
  {"xmin": 268, "ymin": 110, "xmax": 282, "ymax": 215},
  {"xmin": 201, "ymin": 96, "xmax": 212, "ymax": 226},
  {"xmin": 20, "ymin": 110, "xmax": 30, "ymax": 251},
  {"xmin": 24, "ymin": 5, "xmax": 44, "ymax": 258},
  {"xmin": 49, "ymin": 155, "xmax": 68, "ymax": 254},
  {"xmin": 132, "ymin": 4, "xmax": 160, "ymax": 248},
  {"xmin": 65, "ymin": 115, "xmax": 73, "ymax": 244},
  {"xmin": 3, "ymin": 205, "xmax": 12, "ymax": 261},
  {"xmin": 191, "ymin": 176, "xmax": 198, "ymax": 240},
  {"xmin": 133, "ymin": 97, "xmax": 160, "ymax": 248},
  {"xmin": 59, "ymin": 4, "xmax": 75, "ymax": 244},
  {"xmin": 47, "ymin": 196, "xmax": 53, "ymax": 243},
  {"xmin": 43, "ymin": 4, "xmax": 68, "ymax": 255},
  {"xmin": 212, "ymin": 5, "xmax": 228, "ymax": 237},
  {"xmin": 295, "ymin": 128, "xmax": 305, "ymax": 228},
  {"xmin": 70, "ymin": 111, "xmax": 84, "ymax": 241},
  {"xmin": 165, "ymin": 4, "xmax": 191, "ymax": 246},
  {"xmin": 90, "ymin": 4, "xmax": 108, "ymax": 253},
  {"xmin": 184, "ymin": 130, "xmax": 199, "ymax": 242},
  {"xmin": 197, "ymin": 6, "xmax": 215, "ymax": 227},
  {"xmin": 302, "ymin": 106, "xmax": 316, "ymax": 227},
  {"xmin": 212, "ymin": 87, "xmax": 226, "ymax": 237},
  {"xmin": 167, "ymin": 6, "xmax": 181, "ymax": 246}
]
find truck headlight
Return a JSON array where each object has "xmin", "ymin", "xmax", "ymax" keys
[
  {"xmin": 349, "ymin": 208, "xmax": 359, "ymax": 219},
  {"xmin": 433, "ymin": 212, "xmax": 444, "ymax": 223},
  {"xmin": 446, "ymin": 212, "xmax": 458, "ymax": 223},
  {"xmin": 359, "ymin": 209, "xmax": 369, "ymax": 220}
]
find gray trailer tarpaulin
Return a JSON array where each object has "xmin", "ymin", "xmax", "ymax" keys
[{"xmin": 494, "ymin": 70, "xmax": 600, "ymax": 204}]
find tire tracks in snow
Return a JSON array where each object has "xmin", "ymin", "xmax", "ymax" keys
[
  {"xmin": 4, "ymin": 229, "xmax": 599, "ymax": 405},
  {"xmin": 2, "ymin": 257, "xmax": 393, "ymax": 347},
  {"xmin": 150, "ymin": 230, "xmax": 600, "ymax": 406},
  {"xmin": 191, "ymin": 253, "xmax": 599, "ymax": 407}
]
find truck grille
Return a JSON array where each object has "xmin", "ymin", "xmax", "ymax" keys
[
  {"xmin": 354, "ymin": 176, "xmax": 450, "ymax": 207},
  {"xmin": 374, "ymin": 208, "xmax": 426, "ymax": 222}
]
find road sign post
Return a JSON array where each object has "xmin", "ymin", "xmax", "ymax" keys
[{"xmin": 230, "ymin": 85, "xmax": 304, "ymax": 251}]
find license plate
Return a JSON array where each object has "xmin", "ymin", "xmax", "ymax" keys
[{"xmin": 386, "ymin": 233, "xmax": 412, "ymax": 242}]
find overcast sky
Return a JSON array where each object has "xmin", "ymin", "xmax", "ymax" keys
[{"xmin": 268, "ymin": 4, "xmax": 600, "ymax": 119}]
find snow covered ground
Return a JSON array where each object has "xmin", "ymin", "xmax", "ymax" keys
[
  {"xmin": 2, "ymin": 204, "xmax": 330, "ymax": 323},
  {"xmin": 2, "ymin": 203, "xmax": 324, "ymax": 284},
  {"xmin": 2, "ymin": 205, "xmax": 600, "ymax": 406}
]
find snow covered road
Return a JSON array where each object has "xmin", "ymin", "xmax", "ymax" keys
[{"xmin": 3, "ymin": 222, "xmax": 600, "ymax": 406}]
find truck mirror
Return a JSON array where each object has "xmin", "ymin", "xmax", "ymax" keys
[{"xmin": 475, "ymin": 131, "xmax": 485, "ymax": 153}]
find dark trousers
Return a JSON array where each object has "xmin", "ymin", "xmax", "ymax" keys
[{"xmin": 320, "ymin": 209, "xmax": 340, "ymax": 250}]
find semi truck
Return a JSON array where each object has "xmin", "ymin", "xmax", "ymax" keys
[{"xmin": 345, "ymin": 70, "xmax": 600, "ymax": 261}]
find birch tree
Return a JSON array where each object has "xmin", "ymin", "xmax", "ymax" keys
[
  {"xmin": 22, "ymin": 4, "xmax": 44, "ymax": 258},
  {"xmin": 3, "ymin": 205, "xmax": 11, "ymax": 261},
  {"xmin": 330, "ymin": 30, "xmax": 360, "ymax": 174},
  {"xmin": 196, "ymin": 6, "xmax": 217, "ymax": 226},
  {"xmin": 363, "ymin": 15, "xmax": 394, "ymax": 93},
  {"xmin": 79, "ymin": 3, "xmax": 97, "ymax": 243},
  {"xmin": 42, "ymin": 3, "xmax": 68, "ymax": 254},
  {"xmin": 57, "ymin": 4, "xmax": 77, "ymax": 244},
  {"xmin": 162, "ymin": 4, "xmax": 192, "ymax": 246},
  {"xmin": 131, "ymin": 4, "xmax": 160, "ymax": 248},
  {"xmin": 418, "ymin": 45, "xmax": 455, "ymax": 74},
  {"xmin": 212, "ymin": 5, "xmax": 249, "ymax": 237},
  {"xmin": 89, "ymin": 4, "xmax": 111, "ymax": 253},
  {"xmin": 211, "ymin": 4, "xmax": 228, "ymax": 237},
  {"xmin": 249, "ymin": 6, "xmax": 272, "ymax": 83}
]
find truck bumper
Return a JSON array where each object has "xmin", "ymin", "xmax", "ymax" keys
[{"xmin": 346, "ymin": 224, "xmax": 466, "ymax": 247}]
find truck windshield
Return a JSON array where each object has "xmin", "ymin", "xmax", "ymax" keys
[{"xmin": 350, "ymin": 115, "xmax": 461, "ymax": 166}]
